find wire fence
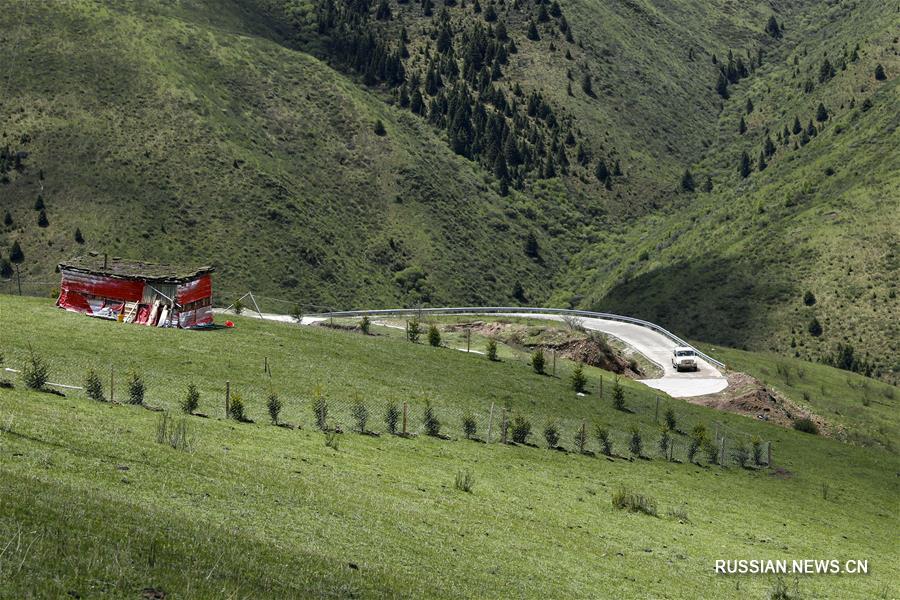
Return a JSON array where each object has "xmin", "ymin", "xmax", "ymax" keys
[{"xmin": 2, "ymin": 358, "xmax": 773, "ymax": 470}]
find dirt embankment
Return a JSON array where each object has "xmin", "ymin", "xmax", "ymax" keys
[
  {"xmin": 446, "ymin": 321, "xmax": 644, "ymax": 378},
  {"xmin": 687, "ymin": 371, "xmax": 832, "ymax": 436}
]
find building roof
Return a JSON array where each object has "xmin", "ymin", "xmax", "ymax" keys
[{"xmin": 59, "ymin": 254, "xmax": 214, "ymax": 283}]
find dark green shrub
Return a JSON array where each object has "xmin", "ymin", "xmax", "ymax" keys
[
  {"xmin": 574, "ymin": 422, "xmax": 588, "ymax": 454},
  {"xmin": 385, "ymin": 403, "xmax": 400, "ymax": 434},
  {"xmin": 267, "ymin": 392, "xmax": 283, "ymax": 425},
  {"xmin": 658, "ymin": 427, "xmax": 671, "ymax": 459},
  {"xmin": 751, "ymin": 435, "xmax": 764, "ymax": 465},
  {"xmin": 423, "ymin": 404, "xmax": 441, "ymax": 436},
  {"xmin": 511, "ymin": 416, "xmax": 531, "ymax": 444},
  {"xmin": 428, "ymin": 324, "xmax": 441, "ymax": 347},
  {"xmin": 407, "ymin": 319, "xmax": 421, "ymax": 342},
  {"xmin": 664, "ymin": 408, "xmax": 677, "ymax": 431},
  {"xmin": 127, "ymin": 371, "xmax": 145, "ymax": 405},
  {"xmin": 182, "ymin": 384, "xmax": 200, "ymax": 414},
  {"xmin": 84, "ymin": 369, "xmax": 105, "ymax": 402},
  {"xmin": 22, "ymin": 347, "xmax": 49, "ymax": 390},
  {"xmin": 543, "ymin": 421, "xmax": 560, "ymax": 448},
  {"xmin": 462, "ymin": 414, "xmax": 477, "ymax": 439},
  {"xmin": 531, "ymin": 348, "xmax": 545, "ymax": 374},
  {"xmin": 793, "ymin": 417, "xmax": 818, "ymax": 435},
  {"xmin": 486, "ymin": 338, "xmax": 498, "ymax": 361},
  {"xmin": 595, "ymin": 424, "xmax": 612, "ymax": 456},
  {"xmin": 612, "ymin": 488, "xmax": 657, "ymax": 516},
  {"xmin": 612, "ymin": 377, "xmax": 626, "ymax": 410},
  {"xmin": 628, "ymin": 426, "xmax": 643, "ymax": 458},
  {"xmin": 229, "ymin": 392, "xmax": 247, "ymax": 422},
  {"xmin": 360, "ymin": 315, "xmax": 371, "ymax": 334},
  {"xmin": 352, "ymin": 400, "xmax": 369, "ymax": 433},
  {"xmin": 290, "ymin": 305, "xmax": 303, "ymax": 323},
  {"xmin": 687, "ymin": 438, "xmax": 701, "ymax": 463},
  {"xmin": 233, "ymin": 299, "xmax": 243, "ymax": 315},
  {"xmin": 570, "ymin": 362, "xmax": 586, "ymax": 392}
]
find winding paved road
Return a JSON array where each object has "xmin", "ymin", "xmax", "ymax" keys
[{"xmin": 213, "ymin": 308, "xmax": 729, "ymax": 398}]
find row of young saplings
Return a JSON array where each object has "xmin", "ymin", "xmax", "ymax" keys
[
  {"xmin": 18, "ymin": 354, "xmax": 771, "ymax": 470},
  {"xmin": 72, "ymin": 356, "xmax": 771, "ymax": 467}
]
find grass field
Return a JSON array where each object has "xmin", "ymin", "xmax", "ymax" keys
[{"xmin": 1, "ymin": 295, "xmax": 897, "ymax": 598}]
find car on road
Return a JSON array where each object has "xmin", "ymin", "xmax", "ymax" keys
[{"xmin": 672, "ymin": 346, "xmax": 699, "ymax": 372}]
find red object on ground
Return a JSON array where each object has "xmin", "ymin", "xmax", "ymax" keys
[
  {"xmin": 56, "ymin": 256, "xmax": 215, "ymax": 329},
  {"xmin": 225, "ymin": 321, "xmax": 235, "ymax": 328}
]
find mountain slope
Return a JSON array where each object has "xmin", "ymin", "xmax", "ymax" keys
[{"xmin": 0, "ymin": 0, "xmax": 896, "ymax": 377}]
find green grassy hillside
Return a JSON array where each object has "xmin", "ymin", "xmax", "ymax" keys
[
  {"xmin": 0, "ymin": 0, "xmax": 896, "ymax": 377},
  {"xmin": 1, "ymin": 295, "xmax": 898, "ymax": 597}
]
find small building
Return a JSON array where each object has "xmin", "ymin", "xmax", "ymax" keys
[{"xmin": 57, "ymin": 255, "xmax": 214, "ymax": 328}]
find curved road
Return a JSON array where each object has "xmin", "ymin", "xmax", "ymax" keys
[
  {"xmin": 490, "ymin": 313, "xmax": 728, "ymax": 398},
  {"xmin": 214, "ymin": 308, "xmax": 729, "ymax": 398}
]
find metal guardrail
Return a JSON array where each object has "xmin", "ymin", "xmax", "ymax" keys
[{"xmin": 306, "ymin": 306, "xmax": 726, "ymax": 369}]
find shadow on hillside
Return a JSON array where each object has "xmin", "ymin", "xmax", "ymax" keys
[{"xmin": 595, "ymin": 257, "xmax": 793, "ymax": 349}]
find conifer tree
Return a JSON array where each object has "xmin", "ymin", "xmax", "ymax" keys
[
  {"xmin": 739, "ymin": 151, "xmax": 751, "ymax": 178},
  {"xmin": 581, "ymin": 72, "xmax": 593, "ymax": 96},
  {"xmin": 375, "ymin": 0, "xmax": 391, "ymax": 20},
  {"xmin": 715, "ymin": 72, "xmax": 729, "ymax": 99},
  {"xmin": 757, "ymin": 151, "xmax": 766, "ymax": 172},
  {"xmin": 537, "ymin": 3, "xmax": 549, "ymax": 22},
  {"xmin": 818, "ymin": 59, "xmax": 834, "ymax": 83},
  {"xmin": 815, "ymin": 102, "xmax": 828, "ymax": 122},
  {"xmin": 34, "ymin": 195, "xmax": 45, "ymax": 211},
  {"xmin": 745, "ymin": 98, "xmax": 754, "ymax": 114},
  {"xmin": 792, "ymin": 115, "xmax": 802, "ymax": 135},
  {"xmin": 764, "ymin": 136, "xmax": 776, "ymax": 157},
  {"xmin": 765, "ymin": 15, "xmax": 781, "ymax": 38},
  {"xmin": 74, "ymin": 228, "xmax": 85, "ymax": 244},
  {"xmin": 526, "ymin": 20, "xmax": 539, "ymax": 41},
  {"xmin": 594, "ymin": 159, "xmax": 609, "ymax": 183},
  {"xmin": 3, "ymin": 211, "xmax": 11, "ymax": 226},
  {"xmin": 37, "ymin": 209, "xmax": 49, "ymax": 227},
  {"xmin": 738, "ymin": 115, "xmax": 746, "ymax": 134},
  {"xmin": 484, "ymin": 4, "xmax": 497, "ymax": 21},
  {"xmin": 702, "ymin": 175, "xmax": 713, "ymax": 192},
  {"xmin": 874, "ymin": 64, "xmax": 886, "ymax": 81},
  {"xmin": 680, "ymin": 168, "xmax": 695, "ymax": 192}
]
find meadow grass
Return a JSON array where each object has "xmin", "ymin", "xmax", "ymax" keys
[{"xmin": 0, "ymin": 295, "xmax": 897, "ymax": 598}]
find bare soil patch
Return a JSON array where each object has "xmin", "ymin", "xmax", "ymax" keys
[{"xmin": 686, "ymin": 371, "xmax": 832, "ymax": 436}]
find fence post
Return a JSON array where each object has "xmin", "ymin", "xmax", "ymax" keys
[
  {"xmin": 402, "ymin": 401, "xmax": 408, "ymax": 435},
  {"xmin": 264, "ymin": 356, "xmax": 268, "ymax": 374},
  {"xmin": 500, "ymin": 408, "xmax": 507, "ymax": 444},
  {"xmin": 466, "ymin": 329, "xmax": 471, "ymax": 353},
  {"xmin": 655, "ymin": 396, "xmax": 659, "ymax": 424},
  {"xmin": 721, "ymin": 436, "xmax": 727, "ymax": 467},
  {"xmin": 767, "ymin": 441, "xmax": 772, "ymax": 467},
  {"xmin": 405, "ymin": 321, "xmax": 409, "ymax": 342},
  {"xmin": 599, "ymin": 376, "xmax": 603, "ymax": 399},
  {"xmin": 552, "ymin": 350, "xmax": 557, "ymax": 377},
  {"xmin": 580, "ymin": 421, "xmax": 586, "ymax": 453},
  {"xmin": 225, "ymin": 381, "xmax": 231, "ymax": 418},
  {"xmin": 486, "ymin": 402, "xmax": 494, "ymax": 443},
  {"xmin": 109, "ymin": 365, "xmax": 114, "ymax": 403}
]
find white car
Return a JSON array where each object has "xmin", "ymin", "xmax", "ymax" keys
[{"xmin": 672, "ymin": 347, "xmax": 699, "ymax": 372}]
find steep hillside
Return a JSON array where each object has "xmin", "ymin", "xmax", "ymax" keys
[
  {"xmin": 554, "ymin": 0, "xmax": 899, "ymax": 379},
  {"xmin": 0, "ymin": 0, "xmax": 896, "ymax": 376}
]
